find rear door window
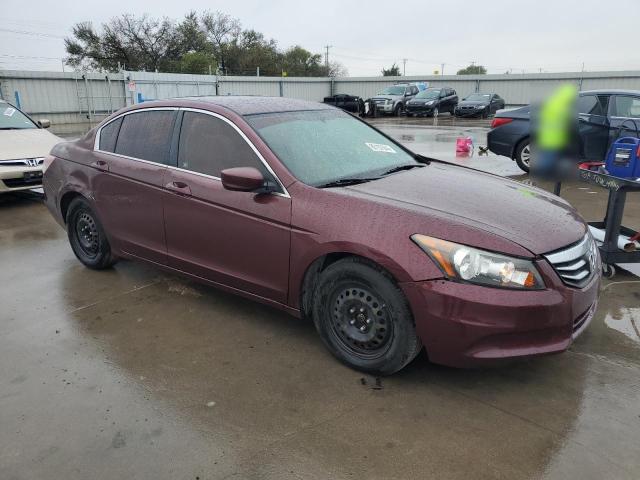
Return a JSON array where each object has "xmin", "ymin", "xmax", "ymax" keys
[
  {"xmin": 577, "ymin": 95, "xmax": 607, "ymax": 116},
  {"xmin": 99, "ymin": 117, "xmax": 123, "ymax": 152},
  {"xmin": 115, "ymin": 110, "xmax": 176, "ymax": 164},
  {"xmin": 611, "ymin": 96, "xmax": 640, "ymax": 118},
  {"xmin": 177, "ymin": 112, "xmax": 267, "ymax": 178}
]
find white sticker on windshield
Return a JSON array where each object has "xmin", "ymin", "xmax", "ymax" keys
[
  {"xmin": 365, "ymin": 142, "xmax": 396, "ymax": 153},
  {"xmin": 3, "ymin": 107, "xmax": 16, "ymax": 117}
]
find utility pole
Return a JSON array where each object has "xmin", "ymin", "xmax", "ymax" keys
[
  {"xmin": 402, "ymin": 58, "xmax": 407, "ymax": 76},
  {"xmin": 324, "ymin": 45, "xmax": 332, "ymax": 72},
  {"xmin": 441, "ymin": 63, "xmax": 445, "ymax": 76}
]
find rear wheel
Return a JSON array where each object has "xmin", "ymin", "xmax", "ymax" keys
[
  {"xmin": 311, "ymin": 257, "xmax": 422, "ymax": 375},
  {"xmin": 66, "ymin": 197, "xmax": 117, "ymax": 269},
  {"xmin": 514, "ymin": 139, "xmax": 531, "ymax": 173}
]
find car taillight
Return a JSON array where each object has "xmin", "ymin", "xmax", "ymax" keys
[
  {"xmin": 43, "ymin": 155, "xmax": 55, "ymax": 172},
  {"xmin": 490, "ymin": 117, "xmax": 513, "ymax": 129}
]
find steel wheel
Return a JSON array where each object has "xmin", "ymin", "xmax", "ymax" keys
[
  {"xmin": 330, "ymin": 285, "xmax": 393, "ymax": 358},
  {"xmin": 520, "ymin": 144, "xmax": 531, "ymax": 167},
  {"xmin": 433, "ymin": 107, "xmax": 439, "ymax": 118},
  {"xmin": 75, "ymin": 211, "xmax": 99, "ymax": 258}
]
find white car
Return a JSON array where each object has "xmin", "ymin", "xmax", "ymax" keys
[{"xmin": 0, "ymin": 100, "xmax": 62, "ymax": 193}]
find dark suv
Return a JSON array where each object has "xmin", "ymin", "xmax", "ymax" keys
[{"xmin": 405, "ymin": 88, "xmax": 458, "ymax": 117}]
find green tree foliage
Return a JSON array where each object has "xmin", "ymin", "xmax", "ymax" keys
[
  {"xmin": 456, "ymin": 64, "xmax": 487, "ymax": 75},
  {"xmin": 64, "ymin": 11, "xmax": 347, "ymax": 77},
  {"xmin": 381, "ymin": 63, "xmax": 401, "ymax": 76}
]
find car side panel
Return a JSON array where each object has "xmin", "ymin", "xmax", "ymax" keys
[
  {"xmin": 92, "ymin": 152, "xmax": 168, "ymax": 264},
  {"xmin": 487, "ymin": 119, "xmax": 529, "ymax": 158}
]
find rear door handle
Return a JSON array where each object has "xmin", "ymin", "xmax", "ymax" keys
[
  {"xmin": 91, "ymin": 160, "xmax": 109, "ymax": 171},
  {"xmin": 165, "ymin": 181, "xmax": 192, "ymax": 196}
]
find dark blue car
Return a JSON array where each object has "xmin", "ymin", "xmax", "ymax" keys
[{"xmin": 487, "ymin": 89, "xmax": 640, "ymax": 172}]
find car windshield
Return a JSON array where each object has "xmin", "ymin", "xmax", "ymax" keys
[
  {"xmin": 246, "ymin": 109, "xmax": 418, "ymax": 187},
  {"xmin": 378, "ymin": 86, "xmax": 406, "ymax": 96},
  {"xmin": 465, "ymin": 93, "xmax": 491, "ymax": 101},
  {"xmin": 415, "ymin": 89, "xmax": 441, "ymax": 99},
  {"xmin": 0, "ymin": 104, "xmax": 37, "ymax": 129}
]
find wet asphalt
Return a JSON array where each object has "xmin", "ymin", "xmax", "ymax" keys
[{"xmin": 1, "ymin": 117, "xmax": 639, "ymax": 479}]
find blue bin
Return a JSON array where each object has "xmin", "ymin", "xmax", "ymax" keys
[{"xmin": 605, "ymin": 137, "xmax": 640, "ymax": 178}]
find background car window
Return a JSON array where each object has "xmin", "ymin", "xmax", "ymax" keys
[
  {"xmin": 178, "ymin": 112, "xmax": 267, "ymax": 178},
  {"xmin": 611, "ymin": 96, "xmax": 640, "ymax": 118},
  {"xmin": 99, "ymin": 117, "xmax": 123, "ymax": 152},
  {"xmin": 0, "ymin": 104, "xmax": 37, "ymax": 129},
  {"xmin": 115, "ymin": 110, "xmax": 176, "ymax": 163},
  {"xmin": 577, "ymin": 95, "xmax": 607, "ymax": 116}
]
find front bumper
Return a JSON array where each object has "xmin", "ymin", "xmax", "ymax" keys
[
  {"xmin": 455, "ymin": 107, "xmax": 486, "ymax": 117},
  {"xmin": 372, "ymin": 102, "xmax": 394, "ymax": 113},
  {"xmin": 0, "ymin": 166, "xmax": 44, "ymax": 192},
  {"xmin": 401, "ymin": 260, "xmax": 600, "ymax": 368},
  {"xmin": 406, "ymin": 104, "xmax": 435, "ymax": 115}
]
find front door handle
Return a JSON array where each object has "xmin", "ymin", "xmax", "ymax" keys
[
  {"xmin": 165, "ymin": 181, "xmax": 192, "ymax": 196},
  {"xmin": 91, "ymin": 160, "xmax": 109, "ymax": 171}
]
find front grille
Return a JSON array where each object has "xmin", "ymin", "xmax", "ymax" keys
[
  {"xmin": 0, "ymin": 157, "xmax": 45, "ymax": 167},
  {"xmin": 544, "ymin": 234, "xmax": 599, "ymax": 288}
]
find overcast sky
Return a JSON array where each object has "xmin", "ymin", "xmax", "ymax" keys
[{"xmin": 1, "ymin": 0, "xmax": 638, "ymax": 76}]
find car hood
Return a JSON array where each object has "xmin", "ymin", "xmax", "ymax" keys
[
  {"xmin": 340, "ymin": 163, "xmax": 586, "ymax": 255},
  {"xmin": 408, "ymin": 98, "xmax": 436, "ymax": 104},
  {"xmin": 373, "ymin": 95, "xmax": 400, "ymax": 101},
  {"xmin": 0, "ymin": 129, "xmax": 63, "ymax": 161}
]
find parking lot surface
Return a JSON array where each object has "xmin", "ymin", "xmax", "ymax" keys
[{"xmin": 1, "ymin": 119, "xmax": 639, "ymax": 480}]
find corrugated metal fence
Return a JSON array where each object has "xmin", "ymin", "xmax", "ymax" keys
[{"xmin": 2, "ymin": 69, "xmax": 640, "ymax": 133}]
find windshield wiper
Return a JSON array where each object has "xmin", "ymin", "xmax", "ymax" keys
[
  {"xmin": 317, "ymin": 177, "xmax": 380, "ymax": 188},
  {"xmin": 0, "ymin": 127, "xmax": 22, "ymax": 130},
  {"xmin": 380, "ymin": 164, "xmax": 425, "ymax": 176}
]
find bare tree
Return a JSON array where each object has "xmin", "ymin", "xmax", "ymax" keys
[{"xmin": 327, "ymin": 61, "xmax": 348, "ymax": 78}]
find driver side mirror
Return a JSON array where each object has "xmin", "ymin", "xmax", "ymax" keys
[
  {"xmin": 405, "ymin": 91, "xmax": 412, "ymax": 97},
  {"xmin": 38, "ymin": 119, "xmax": 51, "ymax": 129},
  {"xmin": 221, "ymin": 167, "xmax": 269, "ymax": 193}
]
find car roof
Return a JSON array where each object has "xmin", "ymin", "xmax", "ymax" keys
[
  {"xmin": 172, "ymin": 95, "xmax": 334, "ymax": 116},
  {"xmin": 580, "ymin": 89, "xmax": 640, "ymax": 96}
]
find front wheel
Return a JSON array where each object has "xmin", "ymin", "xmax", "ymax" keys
[
  {"xmin": 393, "ymin": 103, "xmax": 403, "ymax": 116},
  {"xmin": 311, "ymin": 258, "xmax": 422, "ymax": 375},
  {"xmin": 66, "ymin": 197, "xmax": 117, "ymax": 270},
  {"xmin": 514, "ymin": 139, "xmax": 531, "ymax": 173},
  {"xmin": 432, "ymin": 107, "xmax": 439, "ymax": 118}
]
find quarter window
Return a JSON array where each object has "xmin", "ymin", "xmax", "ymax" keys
[
  {"xmin": 577, "ymin": 95, "xmax": 607, "ymax": 116},
  {"xmin": 178, "ymin": 112, "xmax": 266, "ymax": 178},
  {"xmin": 611, "ymin": 96, "xmax": 640, "ymax": 118},
  {"xmin": 98, "ymin": 117, "xmax": 122, "ymax": 152},
  {"xmin": 115, "ymin": 110, "xmax": 176, "ymax": 164}
]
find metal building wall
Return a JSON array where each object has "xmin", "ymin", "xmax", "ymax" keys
[{"xmin": 3, "ymin": 69, "xmax": 640, "ymax": 133}]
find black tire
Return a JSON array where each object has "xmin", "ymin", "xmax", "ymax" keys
[
  {"xmin": 514, "ymin": 138, "xmax": 531, "ymax": 173},
  {"xmin": 432, "ymin": 107, "xmax": 439, "ymax": 118},
  {"xmin": 311, "ymin": 257, "xmax": 422, "ymax": 375},
  {"xmin": 66, "ymin": 197, "xmax": 117, "ymax": 270},
  {"xmin": 393, "ymin": 103, "xmax": 403, "ymax": 117}
]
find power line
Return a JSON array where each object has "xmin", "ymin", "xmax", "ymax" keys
[{"xmin": 0, "ymin": 28, "xmax": 65, "ymax": 39}]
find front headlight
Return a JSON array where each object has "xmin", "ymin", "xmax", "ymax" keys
[
  {"xmin": 385, "ymin": 99, "xmax": 391, "ymax": 105},
  {"xmin": 426, "ymin": 101, "xmax": 435, "ymax": 106},
  {"xmin": 411, "ymin": 234, "xmax": 545, "ymax": 289}
]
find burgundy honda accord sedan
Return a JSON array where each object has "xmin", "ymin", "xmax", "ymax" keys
[{"xmin": 43, "ymin": 96, "xmax": 600, "ymax": 374}]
